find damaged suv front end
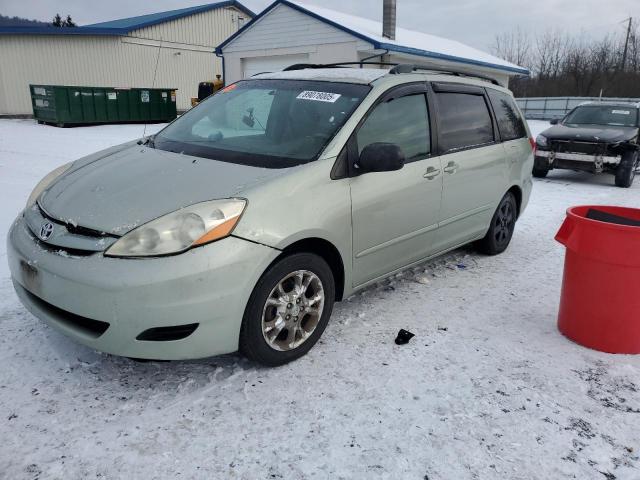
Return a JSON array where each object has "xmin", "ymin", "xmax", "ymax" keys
[{"xmin": 533, "ymin": 102, "xmax": 640, "ymax": 187}]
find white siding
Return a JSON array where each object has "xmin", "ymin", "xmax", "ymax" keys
[
  {"xmin": 223, "ymin": 4, "xmax": 371, "ymax": 53},
  {"xmin": 241, "ymin": 53, "xmax": 309, "ymax": 78},
  {"xmin": 221, "ymin": 4, "xmax": 372, "ymax": 84},
  {"xmin": 0, "ymin": 6, "xmax": 248, "ymax": 115},
  {"xmin": 130, "ymin": 6, "xmax": 246, "ymax": 48}
]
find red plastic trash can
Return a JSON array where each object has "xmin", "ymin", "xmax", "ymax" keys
[{"xmin": 555, "ymin": 205, "xmax": 640, "ymax": 354}]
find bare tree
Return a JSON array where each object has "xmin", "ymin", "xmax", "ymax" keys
[
  {"xmin": 491, "ymin": 27, "xmax": 532, "ymax": 71},
  {"xmin": 493, "ymin": 25, "xmax": 640, "ymax": 97}
]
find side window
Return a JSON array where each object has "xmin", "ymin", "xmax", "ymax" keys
[
  {"xmin": 357, "ymin": 93, "xmax": 430, "ymax": 162},
  {"xmin": 487, "ymin": 89, "xmax": 527, "ymax": 141},
  {"xmin": 435, "ymin": 92, "xmax": 494, "ymax": 153}
]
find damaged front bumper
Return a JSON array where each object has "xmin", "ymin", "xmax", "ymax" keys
[{"xmin": 535, "ymin": 149, "xmax": 621, "ymax": 173}]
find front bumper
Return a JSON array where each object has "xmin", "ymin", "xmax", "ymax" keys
[
  {"xmin": 536, "ymin": 150, "xmax": 621, "ymax": 172},
  {"xmin": 7, "ymin": 214, "xmax": 279, "ymax": 360}
]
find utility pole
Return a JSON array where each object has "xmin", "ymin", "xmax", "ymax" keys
[{"xmin": 621, "ymin": 17, "xmax": 633, "ymax": 71}]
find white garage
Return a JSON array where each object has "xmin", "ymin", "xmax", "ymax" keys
[{"xmin": 216, "ymin": 0, "xmax": 528, "ymax": 87}]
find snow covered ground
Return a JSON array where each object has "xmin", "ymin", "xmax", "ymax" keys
[{"xmin": 1, "ymin": 119, "xmax": 639, "ymax": 479}]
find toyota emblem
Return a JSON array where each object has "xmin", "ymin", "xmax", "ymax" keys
[{"xmin": 39, "ymin": 221, "xmax": 54, "ymax": 241}]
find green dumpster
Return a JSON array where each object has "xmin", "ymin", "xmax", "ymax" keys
[{"xmin": 30, "ymin": 85, "xmax": 178, "ymax": 127}]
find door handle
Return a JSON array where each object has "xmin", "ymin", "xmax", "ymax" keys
[
  {"xmin": 423, "ymin": 167, "xmax": 441, "ymax": 179},
  {"xmin": 443, "ymin": 162, "xmax": 459, "ymax": 174}
]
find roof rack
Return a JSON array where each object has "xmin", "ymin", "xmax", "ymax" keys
[
  {"xmin": 282, "ymin": 61, "xmax": 500, "ymax": 85},
  {"xmin": 389, "ymin": 64, "xmax": 500, "ymax": 85},
  {"xmin": 283, "ymin": 61, "xmax": 398, "ymax": 71}
]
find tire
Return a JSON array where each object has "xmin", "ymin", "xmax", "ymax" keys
[
  {"xmin": 532, "ymin": 157, "xmax": 549, "ymax": 178},
  {"xmin": 240, "ymin": 252, "xmax": 335, "ymax": 366},
  {"xmin": 476, "ymin": 192, "xmax": 517, "ymax": 255},
  {"xmin": 615, "ymin": 151, "xmax": 638, "ymax": 188},
  {"xmin": 532, "ymin": 165, "xmax": 549, "ymax": 178}
]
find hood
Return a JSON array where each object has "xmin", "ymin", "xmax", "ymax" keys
[
  {"xmin": 39, "ymin": 144, "xmax": 284, "ymax": 235},
  {"xmin": 541, "ymin": 123, "xmax": 638, "ymax": 143}
]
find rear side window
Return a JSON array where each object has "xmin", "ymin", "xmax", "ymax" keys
[
  {"xmin": 357, "ymin": 93, "xmax": 430, "ymax": 161},
  {"xmin": 435, "ymin": 92, "xmax": 494, "ymax": 153},
  {"xmin": 487, "ymin": 89, "xmax": 527, "ymax": 141}
]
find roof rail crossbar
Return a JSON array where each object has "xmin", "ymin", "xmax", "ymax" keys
[
  {"xmin": 283, "ymin": 61, "xmax": 399, "ymax": 71},
  {"xmin": 281, "ymin": 61, "xmax": 501, "ymax": 86},
  {"xmin": 389, "ymin": 64, "xmax": 500, "ymax": 85}
]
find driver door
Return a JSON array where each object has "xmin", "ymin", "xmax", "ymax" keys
[{"xmin": 350, "ymin": 84, "xmax": 443, "ymax": 286}]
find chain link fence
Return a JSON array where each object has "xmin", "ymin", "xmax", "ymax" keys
[{"xmin": 516, "ymin": 97, "xmax": 640, "ymax": 120}]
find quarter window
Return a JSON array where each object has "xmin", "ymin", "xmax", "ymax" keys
[
  {"xmin": 357, "ymin": 93, "xmax": 430, "ymax": 162},
  {"xmin": 435, "ymin": 92, "xmax": 494, "ymax": 152},
  {"xmin": 487, "ymin": 89, "xmax": 527, "ymax": 141}
]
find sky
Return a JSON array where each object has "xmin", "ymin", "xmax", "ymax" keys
[{"xmin": 0, "ymin": 0, "xmax": 636, "ymax": 50}]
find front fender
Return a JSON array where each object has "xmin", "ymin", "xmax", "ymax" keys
[{"xmin": 232, "ymin": 159, "xmax": 354, "ymax": 296}]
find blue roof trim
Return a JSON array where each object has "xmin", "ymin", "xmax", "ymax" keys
[
  {"xmin": 87, "ymin": 1, "xmax": 254, "ymax": 31},
  {"xmin": 0, "ymin": 1, "xmax": 254, "ymax": 36},
  {"xmin": 216, "ymin": 0, "xmax": 529, "ymax": 76},
  {"xmin": 0, "ymin": 26, "xmax": 126, "ymax": 35}
]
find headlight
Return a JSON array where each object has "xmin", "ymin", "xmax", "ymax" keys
[
  {"xmin": 105, "ymin": 199, "xmax": 246, "ymax": 257},
  {"xmin": 536, "ymin": 135, "xmax": 548, "ymax": 147},
  {"xmin": 26, "ymin": 162, "xmax": 73, "ymax": 208}
]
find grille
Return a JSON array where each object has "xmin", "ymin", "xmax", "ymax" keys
[
  {"xmin": 38, "ymin": 205, "xmax": 114, "ymax": 239},
  {"xmin": 552, "ymin": 140, "xmax": 607, "ymax": 155},
  {"xmin": 20, "ymin": 285, "xmax": 110, "ymax": 338}
]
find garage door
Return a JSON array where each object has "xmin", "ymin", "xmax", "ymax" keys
[{"xmin": 241, "ymin": 54, "xmax": 310, "ymax": 79}]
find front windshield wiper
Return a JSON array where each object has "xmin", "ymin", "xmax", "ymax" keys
[{"xmin": 137, "ymin": 135, "xmax": 155, "ymax": 148}]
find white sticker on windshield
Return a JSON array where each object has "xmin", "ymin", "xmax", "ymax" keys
[
  {"xmin": 612, "ymin": 110, "xmax": 631, "ymax": 115},
  {"xmin": 296, "ymin": 91, "xmax": 341, "ymax": 103}
]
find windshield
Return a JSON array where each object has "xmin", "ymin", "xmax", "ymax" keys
[
  {"xmin": 154, "ymin": 79, "xmax": 371, "ymax": 168},
  {"xmin": 564, "ymin": 105, "xmax": 639, "ymax": 127}
]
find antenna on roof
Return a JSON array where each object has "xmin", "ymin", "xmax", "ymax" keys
[{"xmin": 143, "ymin": 36, "xmax": 163, "ymax": 140}]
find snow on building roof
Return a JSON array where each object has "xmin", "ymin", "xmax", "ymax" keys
[
  {"xmin": 0, "ymin": 1, "xmax": 254, "ymax": 36},
  {"xmin": 217, "ymin": 0, "xmax": 529, "ymax": 76}
]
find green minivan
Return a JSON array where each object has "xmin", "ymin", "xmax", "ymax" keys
[{"xmin": 8, "ymin": 65, "xmax": 533, "ymax": 365}]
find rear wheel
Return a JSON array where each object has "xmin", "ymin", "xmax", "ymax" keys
[
  {"xmin": 615, "ymin": 151, "xmax": 638, "ymax": 188},
  {"xmin": 240, "ymin": 253, "xmax": 335, "ymax": 366},
  {"xmin": 476, "ymin": 192, "xmax": 517, "ymax": 255}
]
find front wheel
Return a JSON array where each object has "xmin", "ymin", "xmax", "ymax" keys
[
  {"xmin": 532, "ymin": 165, "xmax": 549, "ymax": 178},
  {"xmin": 476, "ymin": 192, "xmax": 517, "ymax": 255},
  {"xmin": 532, "ymin": 157, "xmax": 549, "ymax": 178},
  {"xmin": 240, "ymin": 253, "xmax": 335, "ymax": 366},
  {"xmin": 615, "ymin": 151, "xmax": 638, "ymax": 188}
]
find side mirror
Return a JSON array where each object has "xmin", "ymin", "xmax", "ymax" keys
[
  {"xmin": 550, "ymin": 118, "xmax": 559, "ymax": 125},
  {"xmin": 358, "ymin": 142, "xmax": 405, "ymax": 173}
]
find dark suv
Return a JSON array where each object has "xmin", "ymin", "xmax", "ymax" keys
[{"xmin": 533, "ymin": 102, "xmax": 640, "ymax": 187}]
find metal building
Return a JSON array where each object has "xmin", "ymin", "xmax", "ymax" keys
[
  {"xmin": 216, "ymin": 0, "xmax": 529, "ymax": 87},
  {"xmin": 0, "ymin": 1, "xmax": 254, "ymax": 115}
]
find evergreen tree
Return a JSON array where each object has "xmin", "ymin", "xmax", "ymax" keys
[
  {"xmin": 52, "ymin": 13, "xmax": 62, "ymax": 27},
  {"xmin": 63, "ymin": 15, "xmax": 76, "ymax": 27}
]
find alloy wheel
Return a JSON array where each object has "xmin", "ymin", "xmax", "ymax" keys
[
  {"xmin": 261, "ymin": 270, "xmax": 325, "ymax": 351},
  {"xmin": 494, "ymin": 200, "xmax": 515, "ymax": 247}
]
